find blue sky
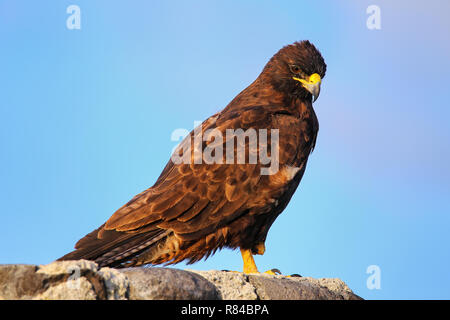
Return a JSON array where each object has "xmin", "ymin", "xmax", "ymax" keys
[{"xmin": 1, "ymin": 1, "xmax": 449, "ymax": 299}]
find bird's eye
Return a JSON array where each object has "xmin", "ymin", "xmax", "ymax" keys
[{"xmin": 290, "ymin": 65, "xmax": 301, "ymax": 74}]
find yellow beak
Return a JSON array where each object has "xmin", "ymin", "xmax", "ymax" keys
[{"xmin": 293, "ymin": 73, "xmax": 322, "ymax": 102}]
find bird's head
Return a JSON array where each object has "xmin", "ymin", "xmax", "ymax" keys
[{"xmin": 262, "ymin": 40, "xmax": 327, "ymax": 103}]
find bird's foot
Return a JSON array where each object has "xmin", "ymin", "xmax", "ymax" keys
[
  {"xmin": 239, "ymin": 248, "xmax": 302, "ymax": 277},
  {"xmin": 263, "ymin": 268, "xmax": 282, "ymax": 275},
  {"xmin": 222, "ymin": 267, "xmax": 301, "ymax": 277},
  {"xmin": 261, "ymin": 269, "xmax": 301, "ymax": 277}
]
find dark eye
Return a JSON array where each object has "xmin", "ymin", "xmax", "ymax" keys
[{"xmin": 290, "ymin": 65, "xmax": 301, "ymax": 74}]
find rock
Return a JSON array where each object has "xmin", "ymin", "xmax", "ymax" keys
[
  {"xmin": 0, "ymin": 260, "xmax": 362, "ymax": 300},
  {"xmin": 295, "ymin": 277, "xmax": 362, "ymax": 300},
  {"xmin": 188, "ymin": 270, "xmax": 258, "ymax": 300},
  {"xmin": 121, "ymin": 267, "xmax": 219, "ymax": 300},
  {"xmin": 247, "ymin": 274, "xmax": 361, "ymax": 300},
  {"xmin": 97, "ymin": 267, "xmax": 129, "ymax": 300},
  {"xmin": 0, "ymin": 264, "xmax": 42, "ymax": 300},
  {"xmin": 0, "ymin": 260, "xmax": 128, "ymax": 300},
  {"xmin": 190, "ymin": 270, "xmax": 362, "ymax": 300}
]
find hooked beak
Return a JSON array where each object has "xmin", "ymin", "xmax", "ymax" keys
[{"xmin": 293, "ymin": 73, "xmax": 322, "ymax": 102}]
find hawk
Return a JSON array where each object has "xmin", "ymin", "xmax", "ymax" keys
[{"xmin": 59, "ymin": 41, "xmax": 327, "ymax": 274}]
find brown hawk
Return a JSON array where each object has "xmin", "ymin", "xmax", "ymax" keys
[{"xmin": 58, "ymin": 40, "xmax": 327, "ymax": 274}]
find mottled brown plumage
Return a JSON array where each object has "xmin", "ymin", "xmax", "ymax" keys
[{"xmin": 58, "ymin": 41, "xmax": 326, "ymax": 270}]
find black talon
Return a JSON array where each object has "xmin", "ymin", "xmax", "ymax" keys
[{"xmin": 270, "ymin": 268, "xmax": 282, "ymax": 275}]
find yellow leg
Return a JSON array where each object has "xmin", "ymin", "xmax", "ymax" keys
[
  {"xmin": 239, "ymin": 245, "xmax": 283, "ymax": 275},
  {"xmin": 240, "ymin": 249, "xmax": 259, "ymax": 274}
]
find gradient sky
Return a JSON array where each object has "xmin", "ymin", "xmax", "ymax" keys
[{"xmin": 1, "ymin": 0, "xmax": 449, "ymax": 299}]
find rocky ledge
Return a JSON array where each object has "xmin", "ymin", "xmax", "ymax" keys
[{"xmin": 0, "ymin": 260, "xmax": 362, "ymax": 300}]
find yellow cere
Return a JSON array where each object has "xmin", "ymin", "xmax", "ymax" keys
[
  {"xmin": 293, "ymin": 73, "xmax": 322, "ymax": 85},
  {"xmin": 308, "ymin": 73, "xmax": 321, "ymax": 84}
]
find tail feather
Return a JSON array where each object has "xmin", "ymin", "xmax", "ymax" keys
[{"xmin": 58, "ymin": 226, "xmax": 170, "ymax": 268}]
